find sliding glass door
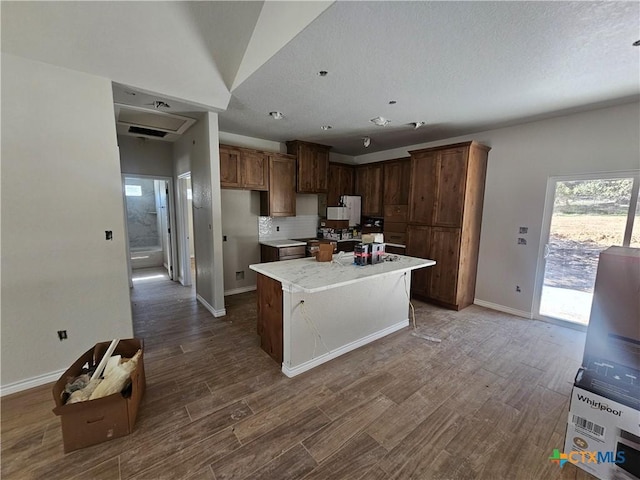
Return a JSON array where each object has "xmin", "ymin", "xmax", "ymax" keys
[{"xmin": 536, "ymin": 172, "xmax": 639, "ymax": 326}]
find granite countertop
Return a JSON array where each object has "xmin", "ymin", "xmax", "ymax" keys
[
  {"xmin": 250, "ymin": 253, "xmax": 435, "ymax": 293},
  {"xmin": 259, "ymin": 239, "xmax": 307, "ymax": 248}
]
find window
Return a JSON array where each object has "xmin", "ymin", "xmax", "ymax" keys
[{"xmin": 125, "ymin": 185, "xmax": 142, "ymax": 197}]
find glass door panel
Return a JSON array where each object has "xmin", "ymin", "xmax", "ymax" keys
[{"xmin": 539, "ymin": 178, "xmax": 635, "ymax": 325}]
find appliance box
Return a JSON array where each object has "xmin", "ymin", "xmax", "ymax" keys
[
  {"xmin": 327, "ymin": 206, "xmax": 348, "ymax": 220},
  {"xmin": 583, "ymin": 246, "xmax": 640, "ymax": 373},
  {"xmin": 563, "ymin": 385, "xmax": 640, "ymax": 480},
  {"xmin": 52, "ymin": 338, "xmax": 146, "ymax": 453},
  {"xmin": 354, "ymin": 243, "xmax": 369, "ymax": 266},
  {"xmin": 575, "ymin": 365, "xmax": 640, "ymax": 411},
  {"xmin": 370, "ymin": 243, "xmax": 385, "ymax": 264}
]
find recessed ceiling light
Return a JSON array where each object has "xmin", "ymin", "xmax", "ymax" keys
[
  {"xmin": 321, "ymin": 125, "xmax": 332, "ymax": 130},
  {"xmin": 389, "ymin": 100, "xmax": 397, "ymax": 105},
  {"xmin": 634, "ymin": 39, "xmax": 640, "ymax": 47},
  {"xmin": 411, "ymin": 121, "xmax": 426, "ymax": 129},
  {"xmin": 269, "ymin": 111, "xmax": 284, "ymax": 120},
  {"xmin": 370, "ymin": 116, "xmax": 390, "ymax": 127},
  {"xmin": 317, "ymin": 70, "xmax": 328, "ymax": 77}
]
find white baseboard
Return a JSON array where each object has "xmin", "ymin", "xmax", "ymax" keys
[
  {"xmin": 196, "ymin": 294, "xmax": 226, "ymax": 318},
  {"xmin": 224, "ymin": 285, "xmax": 256, "ymax": 296},
  {"xmin": 1, "ymin": 369, "xmax": 65, "ymax": 397},
  {"xmin": 282, "ymin": 319, "xmax": 409, "ymax": 378},
  {"xmin": 473, "ymin": 299, "xmax": 532, "ymax": 319}
]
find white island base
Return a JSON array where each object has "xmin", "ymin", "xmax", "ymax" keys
[{"xmin": 250, "ymin": 254, "xmax": 434, "ymax": 377}]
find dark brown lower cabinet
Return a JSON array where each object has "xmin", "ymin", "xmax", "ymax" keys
[
  {"xmin": 407, "ymin": 225, "xmax": 468, "ymax": 310},
  {"xmin": 256, "ymin": 273, "xmax": 283, "ymax": 364}
]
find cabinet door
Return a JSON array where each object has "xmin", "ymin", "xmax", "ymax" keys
[
  {"xmin": 219, "ymin": 146, "xmax": 241, "ymax": 187},
  {"xmin": 406, "ymin": 225, "xmax": 431, "ymax": 298},
  {"xmin": 356, "ymin": 164, "xmax": 383, "ymax": 217},
  {"xmin": 313, "ymin": 148, "xmax": 329, "ymax": 193},
  {"xmin": 432, "ymin": 147, "xmax": 468, "ymax": 227},
  {"xmin": 241, "ymin": 150, "xmax": 268, "ymax": 191},
  {"xmin": 383, "ymin": 158, "xmax": 411, "ymax": 205},
  {"xmin": 408, "ymin": 152, "xmax": 437, "ymax": 223},
  {"xmin": 267, "ymin": 155, "xmax": 296, "ymax": 217},
  {"xmin": 327, "ymin": 163, "xmax": 355, "ymax": 206},
  {"xmin": 427, "ymin": 227, "xmax": 461, "ymax": 305},
  {"xmin": 295, "ymin": 144, "xmax": 314, "ymax": 193}
]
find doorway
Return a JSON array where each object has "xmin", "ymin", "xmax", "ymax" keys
[
  {"xmin": 535, "ymin": 172, "xmax": 640, "ymax": 326},
  {"xmin": 123, "ymin": 175, "xmax": 178, "ymax": 282}
]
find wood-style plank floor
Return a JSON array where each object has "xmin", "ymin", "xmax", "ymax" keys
[{"xmin": 2, "ymin": 267, "xmax": 596, "ymax": 479}]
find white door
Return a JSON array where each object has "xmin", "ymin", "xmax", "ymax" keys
[
  {"xmin": 158, "ymin": 180, "xmax": 175, "ymax": 280},
  {"xmin": 535, "ymin": 172, "xmax": 640, "ymax": 326}
]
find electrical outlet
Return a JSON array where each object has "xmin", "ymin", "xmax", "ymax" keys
[
  {"xmin": 236, "ymin": 271, "xmax": 244, "ymax": 281},
  {"xmin": 517, "ymin": 237, "xmax": 527, "ymax": 245},
  {"xmin": 519, "ymin": 226, "xmax": 528, "ymax": 234},
  {"xmin": 57, "ymin": 330, "xmax": 68, "ymax": 341},
  {"xmin": 516, "ymin": 285, "xmax": 521, "ymax": 293},
  {"xmin": 105, "ymin": 230, "xmax": 113, "ymax": 240},
  {"xmin": 223, "ymin": 235, "xmax": 227, "ymax": 241},
  {"xmin": 276, "ymin": 226, "xmax": 280, "ymax": 232}
]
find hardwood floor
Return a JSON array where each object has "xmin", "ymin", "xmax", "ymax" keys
[{"xmin": 1, "ymin": 267, "xmax": 597, "ymax": 479}]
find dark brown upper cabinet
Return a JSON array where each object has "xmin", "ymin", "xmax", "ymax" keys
[
  {"xmin": 327, "ymin": 162, "xmax": 355, "ymax": 206},
  {"xmin": 219, "ymin": 144, "xmax": 268, "ymax": 191},
  {"xmin": 260, "ymin": 153, "xmax": 296, "ymax": 217},
  {"xmin": 286, "ymin": 140, "xmax": 331, "ymax": 194}
]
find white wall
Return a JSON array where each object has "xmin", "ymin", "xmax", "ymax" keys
[
  {"xmin": 118, "ymin": 135, "xmax": 174, "ymax": 177},
  {"xmin": 353, "ymin": 101, "xmax": 640, "ymax": 317},
  {"xmin": 217, "ymin": 131, "xmax": 321, "ymax": 293},
  {"xmin": 221, "ymin": 190, "xmax": 261, "ymax": 294},
  {"xmin": 1, "ymin": 54, "xmax": 133, "ymax": 392},
  {"xmin": 173, "ymin": 113, "xmax": 226, "ymax": 316}
]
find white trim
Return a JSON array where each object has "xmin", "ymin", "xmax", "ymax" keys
[
  {"xmin": 176, "ymin": 173, "xmax": 193, "ymax": 287},
  {"xmin": 473, "ymin": 299, "xmax": 532, "ymax": 319},
  {"xmin": 281, "ymin": 319, "xmax": 409, "ymax": 378},
  {"xmin": 533, "ymin": 313, "xmax": 588, "ymax": 332},
  {"xmin": 197, "ymin": 294, "xmax": 226, "ymax": 317},
  {"xmin": 1, "ymin": 369, "xmax": 65, "ymax": 397},
  {"xmin": 224, "ymin": 286, "xmax": 256, "ymax": 296}
]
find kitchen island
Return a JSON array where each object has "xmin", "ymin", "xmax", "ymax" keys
[{"xmin": 249, "ymin": 253, "xmax": 435, "ymax": 377}]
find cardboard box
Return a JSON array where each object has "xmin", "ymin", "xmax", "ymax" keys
[
  {"xmin": 584, "ymin": 246, "xmax": 640, "ymax": 372},
  {"xmin": 52, "ymin": 338, "xmax": 145, "ymax": 453},
  {"xmin": 563, "ymin": 385, "xmax": 640, "ymax": 479}
]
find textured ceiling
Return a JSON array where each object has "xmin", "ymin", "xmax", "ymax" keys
[
  {"xmin": 219, "ymin": 1, "xmax": 640, "ymax": 156},
  {"xmin": 2, "ymin": 1, "xmax": 638, "ymax": 156}
]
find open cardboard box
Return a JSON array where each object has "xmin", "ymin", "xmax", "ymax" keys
[{"xmin": 52, "ymin": 338, "xmax": 145, "ymax": 453}]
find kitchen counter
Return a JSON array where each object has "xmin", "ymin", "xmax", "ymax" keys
[
  {"xmin": 250, "ymin": 253, "xmax": 435, "ymax": 377},
  {"xmin": 259, "ymin": 239, "xmax": 307, "ymax": 248},
  {"xmin": 250, "ymin": 253, "xmax": 432, "ymax": 293}
]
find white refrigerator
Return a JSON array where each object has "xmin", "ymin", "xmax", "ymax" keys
[{"xmin": 340, "ymin": 195, "xmax": 362, "ymax": 227}]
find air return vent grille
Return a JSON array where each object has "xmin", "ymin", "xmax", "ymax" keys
[{"xmin": 128, "ymin": 126, "xmax": 167, "ymax": 138}]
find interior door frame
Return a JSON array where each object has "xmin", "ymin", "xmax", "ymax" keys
[
  {"xmin": 122, "ymin": 173, "xmax": 178, "ymax": 283},
  {"xmin": 176, "ymin": 172, "xmax": 193, "ymax": 287},
  {"xmin": 532, "ymin": 170, "xmax": 640, "ymax": 329}
]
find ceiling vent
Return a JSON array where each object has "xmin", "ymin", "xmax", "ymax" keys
[
  {"xmin": 114, "ymin": 103, "xmax": 196, "ymax": 142},
  {"xmin": 128, "ymin": 126, "xmax": 167, "ymax": 138}
]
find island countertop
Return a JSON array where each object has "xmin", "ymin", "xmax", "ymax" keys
[{"xmin": 249, "ymin": 253, "xmax": 434, "ymax": 293}]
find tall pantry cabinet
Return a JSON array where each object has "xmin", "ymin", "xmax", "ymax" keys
[{"xmin": 406, "ymin": 141, "xmax": 490, "ymax": 310}]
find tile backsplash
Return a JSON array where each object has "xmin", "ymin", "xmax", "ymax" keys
[{"xmin": 259, "ymin": 215, "xmax": 319, "ymax": 240}]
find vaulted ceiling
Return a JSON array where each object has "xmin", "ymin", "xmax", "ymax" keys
[{"xmin": 2, "ymin": 1, "xmax": 638, "ymax": 155}]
